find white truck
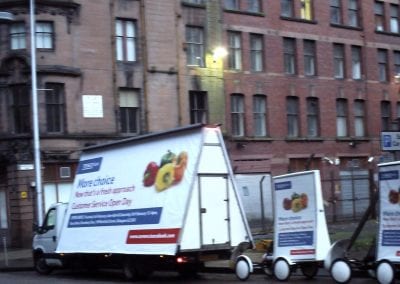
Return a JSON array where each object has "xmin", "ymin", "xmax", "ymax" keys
[{"xmin": 32, "ymin": 124, "xmax": 253, "ymax": 280}]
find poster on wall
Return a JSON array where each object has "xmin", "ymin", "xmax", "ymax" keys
[
  {"xmin": 377, "ymin": 161, "xmax": 400, "ymax": 262},
  {"xmin": 273, "ymin": 170, "xmax": 330, "ymax": 262}
]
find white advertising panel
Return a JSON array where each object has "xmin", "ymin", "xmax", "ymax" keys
[
  {"xmin": 377, "ymin": 161, "xmax": 400, "ymax": 262},
  {"xmin": 56, "ymin": 129, "xmax": 203, "ymax": 255},
  {"xmin": 273, "ymin": 171, "xmax": 320, "ymax": 261}
]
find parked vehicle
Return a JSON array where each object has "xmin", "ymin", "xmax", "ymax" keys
[
  {"xmin": 32, "ymin": 124, "xmax": 253, "ymax": 280},
  {"xmin": 326, "ymin": 161, "xmax": 400, "ymax": 284}
]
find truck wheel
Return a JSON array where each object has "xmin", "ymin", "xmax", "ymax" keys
[
  {"xmin": 273, "ymin": 258, "xmax": 291, "ymax": 281},
  {"xmin": 330, "ymin": 258, "xmax": 351, "ymax": 284},
  {"xmin": 34, "ymin": 254, "xmax": 53, "ymax": 275},
  {"xmin": 376, "ymin": 260, "xmax": 395, "ymax": 284},
  {"xmin": 178, "ymin": 263, "xmax": 199, "ymax": 278},
  {"xmin": 123, "ymin": 259, "xmax": 153, "ymax": 281},
  {"xmin": 300, "ymin": 262, "xmax": 318, "ymax": 279}
]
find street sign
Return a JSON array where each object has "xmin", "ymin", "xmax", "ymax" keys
[{"xmin": 381, "ymin": 132, "xmax": 400, "ymax": 151}]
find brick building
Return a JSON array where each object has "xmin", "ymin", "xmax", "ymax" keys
[{"xmin": 0, "ymin": 0, "xmax": 398, "ymax": 247}]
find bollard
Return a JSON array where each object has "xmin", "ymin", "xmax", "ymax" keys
[{"xmin": 2, "ymin": 236, "xmax": 8, "ymax": 267}]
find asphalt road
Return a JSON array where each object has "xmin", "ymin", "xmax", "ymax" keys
[{"xmin": 0, "ymin": 269, "xmax": 380, "ymax": 283}]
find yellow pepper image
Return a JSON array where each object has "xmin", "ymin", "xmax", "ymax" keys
[
  {"xmin": 291, "ymin": 198, "xmax": 303, "ymax": 213},
  {"xmin": 155, "ymin": 163, "xmax": 175, "ymax": 192}
]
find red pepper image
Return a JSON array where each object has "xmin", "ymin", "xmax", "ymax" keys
[{"xmin": 143, "ymin": 162, "xmax": 159, "ymax": 187}]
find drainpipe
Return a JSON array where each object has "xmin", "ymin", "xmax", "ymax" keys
[
  {"xmin": 174, "ymin": 1, "xmax": 182, "ymax": 126},
  {"xmin": 139, "ymin": 0, "xmax": 149, "ymax": 132}
]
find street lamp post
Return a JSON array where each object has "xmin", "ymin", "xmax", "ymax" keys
[{"xmin": 29, "ymin": 0, "xmax": 43, "ymax": 225}]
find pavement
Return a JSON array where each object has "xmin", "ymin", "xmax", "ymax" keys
[{"xmin": 0, "ymin": 220, "xmax": 379, "ymax": 273}]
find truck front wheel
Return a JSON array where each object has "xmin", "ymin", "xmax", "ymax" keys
[{"xmin": 34, "ymin": 252, "xmax": 53, "ymax": 275}]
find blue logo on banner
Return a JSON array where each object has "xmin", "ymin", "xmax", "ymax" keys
[
  {"xmin": 67, "ymin": 207, "xmax": 162, "ymax": 228},
  {"xmin": 77, "ymin": 157, "xmax": 102, "ymax": 174},
  {"xmin": 275, "ymin": 181, "xmax": 292, "ymax": 191},
  {"xmin": 379, "ymin": 170, "xmax": 399, "ymax": 181},
  {"xmin": 383, "ymin": 135, "xmax": 392, "ymax": 148}
]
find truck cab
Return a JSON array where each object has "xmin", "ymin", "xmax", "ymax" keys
[{"xmin": 32, "ymin": 203, "xmax": 67, "ymax": 273}]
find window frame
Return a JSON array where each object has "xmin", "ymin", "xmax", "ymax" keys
[
  {"xmin": 250, "ymin": 34, "xmax": 264, "ymax": 72},
  {"xmin": 300, "ymin": 0, "xmax": 313, "ymax": 21},
  {"xmin": 304, "ymin": 39, "xmax": 316, "ymax": 76},
  {"xmin": 246, "ymin": 0, "xmax": 261, "ymax": 13},
  {"xmin": 185, "ymin": 26, "xmax": 205, "ymax": 67},
  {"xmin": 351, "ymin": 45, "xmax": 362, "ymax": 80},
  {"xmin": 333, "ymin": 43, "xmax": 345, "ymax": 79},
  {"xmin": 281, "ymin": 0, "xmax": 294, "ymax": 18},
  {"xmin": 336, "ymin": 98, "xmax": 348, "ymax": 137},
  {"xmin": 231, "ymin": 94, "xmax": 245, "ymax": 137},
  {"xmin": 348, "ymin": 0, "xmax": 359, "ymax": 27},
  {"xmin": 381, "ymin": 101, "xmax": 392, "ymax": 131},
  {"xmin": 283, "ymin": 37, "xmax": 296, "ymax": 75},
  {"xmin": 119, "ymin": 89, "xmax": 140, "ymax": 135},
  {"xmin": 378, "ymin": 49, "xmax": 388, "ymax": 82},
  {"xmin": 394, "ymin": 51, "xmax": 400, "ymax": 75},
  {"xmin": 36, "ymin": 21, "xmax": 54, "ymax": 50},
  {"xmin": 115, "ymin": 19, "xmax": 137, "ymax": 62},
  {"xmin": 354, "ymin": 99, "xmax": 365, "ymax": 137},
  {"xmin": 45, "ymin": 83, "xmax": 65, "ymax": 133},
  {"xmin": 390, "ymin": 4, "xmax": 399, "ymax": 33},
  {"xmin": 10, "ymin": 22, "xmax": 26, "ymax": 50},
  {"xmin": 10, "ymin": 84, "xmax": 30, "ymax": 134},
  {"xmin": 253, "ymin": 94, "xmax": 267, "ymax": 137},
  {"xmin": 375, "ymin": 1, "xmax": 385, "ymax": 32},
  {"xmin": 224, "ymin": 0, "xmax": 239, "ymax": 10},
  {"xmin": 189, "ymin": 91, "xmax": 208, "ymax": 124},
  {"xmin": 306, "ymin": 97, "xmax": 319, "ymax": 137},
  {"xmin": 228, "ymin": 31, "xmax": 242, "ymax": 70},
  {"xmin": 286, "ymin": 96, "xmax": 300, "ymax": 137},
  {"xmin": 330, "ymin": 0, "xmax": 342, "ymax": 25}
]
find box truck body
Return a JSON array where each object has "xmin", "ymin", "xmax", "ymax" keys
[{"xmin": 32, "ymin": 124, "xmax": 253, "ymax": 278}]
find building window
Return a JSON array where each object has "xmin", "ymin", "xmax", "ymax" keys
[
  {"xmin": 119, "ymin": 89, "xmax": 139, "ymax": 134},
  {"xmin": 351, "ymin": 46, "xmax": 362, "ymax": 80},
  {"xmin": 10, "ymin": 22, "xmax": 26, "ymax": 50},
  {"xmin": 394, "ymin": 51, "xmax": 400, "ymax": 75},
  {"xmin": 115, "ymin": 19, "xmax": 137, "ymax": 62},
  {"xmin": 330, "ymin": 0, "xmax": 342, "ymax": 24},
  {"xmin": 10, "ymin": 85, "xmax": 30, "ymax": 134},
  {"xmin": 381, "ymin": 101, "xmax": 391, "ymax": 131},
  {"xmin": 253, "ymin": 95, "xmax": 267, "ymax": 137},
  {"xmin": 375, "ymin": 1, "xmax": 385, "ymax": 32},
  {"xmin": 224, "ymin": 0, "xmax": 239, "ymax": 10},
  {"xmin": 390, "ymin": 4, "xmax": 399, "ymax": 33},
  {"xmin": 304, "ymin": 40, "xmax": 316, "ymax": 76},
  {"xmin": 228, "ymin": 31, "xmax": 242, "ymax": 70},
  {"xmin": 0, "ymin": 189, "xmax": 7, "ymax": 229},
  {"xmin": 186, "ymin": 26, "xmax": 204, "ymax": 67},
  {"xmin": 306, "ymin": 97, "xmax": 319, "ymax": 137},
  {"xmin": 247, "ymin": 0, "xmax": 261, "ymax": 13},
  {"xmin": 183, "ymin": 0, "xmax": 205, "ymax": 4},
  {"xmin": 281, "ymin": 0, "xmax": 294, "ymax": 17},
  {"xmin": 287, "ymin": 96, "xmax": 299, "ymax": 137},
  {"xmin": 36, "ymin": 22, "xmax": 53, "ymax": 49},
  {"xmin": 283, "ymin": 37, "xmax": 296, "ymax": 75},
  {"xmin": 354, "ymin": 100, "xmax": 365, "ymax": 137},
  {"xmin": 378, "ymin": 49, "xmax": 388, "ymax": 82},
  {"xmin": 189, "ymin": 91, "xmax": 208, "ymax": 124},
  {"xmin": 397, "ymin": 102, "xmax": 400, "ymax": 128},
  {"xmin": 250, "ymin": 34, "xmax": 263, "ymax": 72},
  {"xmin": 336, "ymin": 98, "xmax": 348, "ymax": 137},
  {"xmin": 45, "ymin": 83, "xmax": 65, "ymax": 133},
  {"xmin": 231, "ymin": 94, "xmax": 245, "ymax": 137},
  {"xmin": 348, "ymin": 0, "xmax": 359, "ymax": 27},
  {"xmin": 333, "ymin": 43, "xmax": 345, "ymax": 79},
  {"xmin": 43, "ymin": 183, "xmax": 72, "ymax": 213},
  {"xmin": 301, "ymin": 0, "xmax": 313, "ymax": 20}
]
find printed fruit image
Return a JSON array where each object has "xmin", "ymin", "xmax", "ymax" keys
[
  {"xmin": 173, "ymin": 151, "xmax": 188, "ymax": 184},
  {"xmin": 291, "ymin": 198, "xmax": 303, "ymax": 212},
  {"xmin": 389, "ymin": 189, "xmax": 399, "ymax": 204},
  {"xmin": 282, "ymin": 192, "xmax": 308, "ymax": 212},
  {"xmin": 142, "ymin": 161, "xmax": 159, "ymax": 187},
  {"xmin": 155, "ymin": 163, "xmax": 175, "ymax": 192},
  {"xmin": 300, "ymin": 193, "xmax": 308, "ymax": 208},
  {"xmin": 283, "ymin": 198, "xmax": 292, "ymax": 210},
  {"xmin": 160, "ymin": 150, "xmax": 176, "ymax": 167}
]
